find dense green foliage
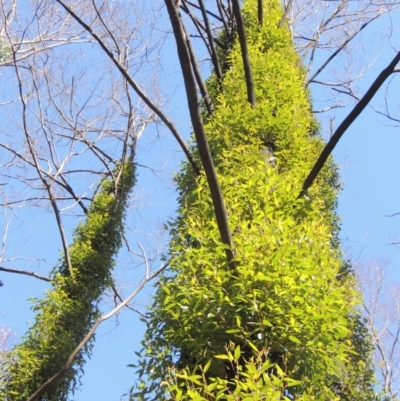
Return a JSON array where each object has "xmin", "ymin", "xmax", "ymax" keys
[
  {"xmin": 1, "ymin": 163, "xmax": 135, "ymax": 401},
  {"xmin": 133, "ymin": 1, "xmax": 375, "ymax": 400}
]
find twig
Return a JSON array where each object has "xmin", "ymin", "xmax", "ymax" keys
[
  {"xmin": 331, "ymin": 87, "xmax": 360, "ymax": 102},
  {"xmin": 385, "ymin": 212, "xmax": 400, "ymax": 218},
  {"xmin": 11, "ymin": 51, "xmax": 73, "ymax": 276},
  {"xmin": 110, "ymin": 282, "xmax": 148, "ymax": 319}
]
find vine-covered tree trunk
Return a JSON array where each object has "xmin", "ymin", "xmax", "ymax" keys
[
  {"xmin": 134, "ymin": 0, "xmax": 375, "ymax": 399},
  {"xmin": 1, "ymin": 162, "xmax": 135, "ymax": 401}
]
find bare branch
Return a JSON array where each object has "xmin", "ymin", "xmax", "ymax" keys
[
  {"xmin": 307, "ymin": 16, "xmax": 380, "ymax": 84},
  {"xmin": 356, "ymin": 258, "xmax": 400, "ymax": 398},
  {"xmin": 110, "ymin": 282, "xmax": 148, "ymax": 319},
  {"xmin": 10, "ymin": 49, "xmax": 74, "ymax": 276},
  {"xmin": 385, "ymin": 212, "xmax": 400, "ymax": 217},
  {"xmin": 301, "ymin": 48, "xmax": 400, "ymax": 195},
  {"xmin": 231, "ymin": 0, "xmax": 256, "ymax": 107},
  {"xmin": 0, "ymin": 266, "xmax": 50, "ymax": 282},
  {"xmin": 198, "ymin": 0, "xmax": 223, "ymax": 81}
]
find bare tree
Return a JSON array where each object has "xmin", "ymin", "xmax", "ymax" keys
[
  {"xmin": 356, "ymin": 258, "xmax": 400, "ymax": 400},
  {"xmin": 286, "ymin": 0, "xmax": 400, "ymax": 92},
  {"xmin": 0, "ymin": 323, "xmax": 15, "ymax": 387}
]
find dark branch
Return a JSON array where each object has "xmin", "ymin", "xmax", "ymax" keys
[
  {"xmin": 301, "ymin": 49, "xmax": 400, "ymax": 195},
  {"xmin": 231, "ymin": 0, "xmax": 256, "ymax": 107},
  {"xmin": 164, "ymin": 0, "xmax": 235, "ymax": 267},
  {"xmin": 184, "ymin": 1, "xmax": 222, "ymax": 22},
  {"xmin": 258, "ymin": 0, "xmax": 263, "ymax": 25},
  {"xmin": 0, "ymin": 266, "xmax": 50, "ymax": 282},
  {"xmin": 180, "ymin": 2, "xmax": 214, "ymax": 64},
  {"xmin": 181, "ymin": 21, "xmax": 214, "ymax": 115},
  {"xmin": 385, "ymin": 211, "xmax": 400, "ymax": 217},
  {"xmin": 198, "ymin": 0, "xmax": 223, "ymax": 81}
]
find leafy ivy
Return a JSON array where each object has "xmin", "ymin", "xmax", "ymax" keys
[
  {"xmin": 1, "ymin": 162, "xmax": 135, "ymax": 401},
  {"xmin": 133, "ymin": 1, "xmax": 375, "ymax": 400}
]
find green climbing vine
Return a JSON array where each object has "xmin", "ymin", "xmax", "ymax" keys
[
  {"xmin": 133, "ymin": 1, "xmax": 375, "ymax": 400},
  {"xmin": 1, "ymin": 162, "xmax": 135, "ymax": 401}
]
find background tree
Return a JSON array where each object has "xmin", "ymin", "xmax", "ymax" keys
[
  {"xmin": 355, "ymin": 258, "xmax": 400, "ymax": 400},
  {"xmin": 0, "ymin": 1, "xmax": 172, "ymax": 399},
  {"xmin": 0, "ymin": 324, "xmax": 15, "ymax": 388}
]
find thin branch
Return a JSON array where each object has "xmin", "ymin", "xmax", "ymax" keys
[
  {"xmin": 164, "ymin": 0, "xmax": 235, "ymax": 267},
  {"xmin": 258, "ymin": 0, "xmax": 263, "ymax": 25},
  {"xmin": 231, "ymin": 0, "xmax": 256, "ymax": 107},
  {"xmin": 301, "ymin": 49, "xmax": 400, "ymax": 196},
  {"xmin": 216, "ymin": 0, "xmax": 230, "ymax": 34},
  {"xmin": 26, "ymin": 263, "xmax": 168, "ymax": 401},
  {"xmin": 307, "ymin": 17, "xmax": 379, "ymax": 84},
  {"xmin": 181, "ymin": 20, "xmax": 214, "ymax": 115},
  {"xmin": 375, "ymin": 109, "xmax": 400, "ymax": 124},
  {"xmin": 0, "ymin": 266, "xmax": 50, "ymax": 282},
  {"xmin": 331, "ymin": 87, "xmax": 360, "ymax": 101},
  {"xmin": 312, "ymin": 104, "xmax": 344, "ymax": 113},
  {"xmin": 91, "ymin": 0, "xmax": 120, "ymax": 56},
  {"xmin": 185, "ymin": 1, "xmax": 222, "ymax": 22},
  {"xmin": 110, "ymin": 282, "xmax": 148, "ymax": 318},
  {"xmin": 180, "ymin": 2, "xmax": 212, "ymax": 61},
  {"xmin": 385, "ymin": 212, "xmax": 400, "ymax": 217},
  {"xmin": 11, "ymin": 52, "xmax": 73, "ymax": 276},
  {"xmin": 54, "ymin": 0, "xmax": 201, "ymax": 177},
  {"xmin": 278, "ymin": 0, "xmax": 293, "ymax": 28},
  {"xmin": 198, "ymin": 0, "xmax": 223, "ymax": 81},
  {"xmin": 0, "ymin": 143, "xmax": 91, "ymax": 213}
]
